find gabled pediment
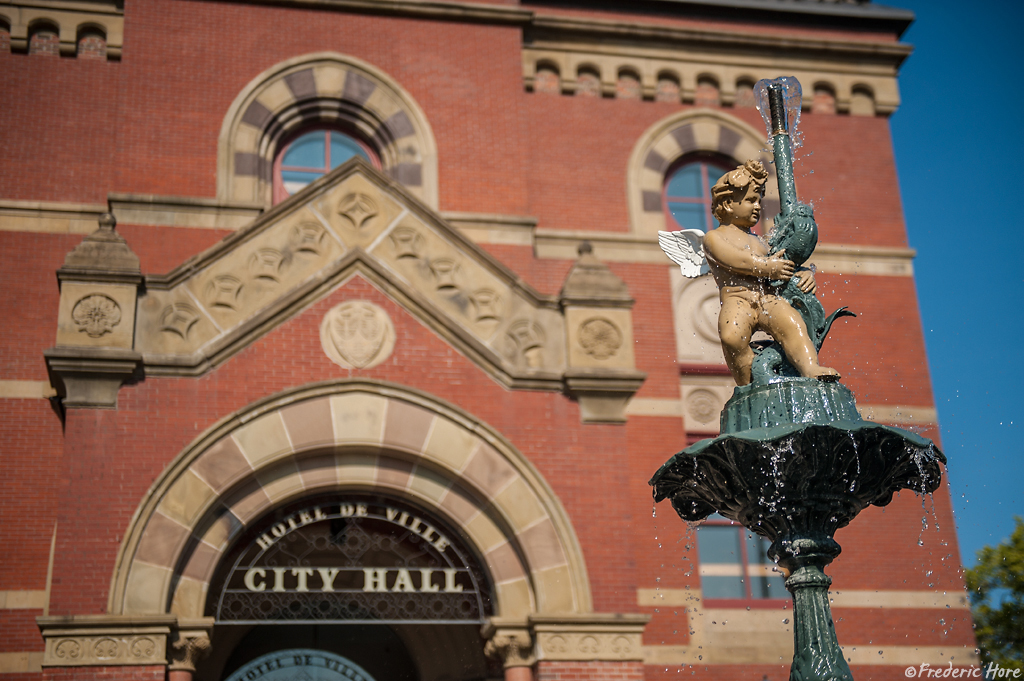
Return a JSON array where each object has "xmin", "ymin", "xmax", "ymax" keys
[{"xmin": 49, "ymin": 160, "xmax": 644, "ymax": 420}]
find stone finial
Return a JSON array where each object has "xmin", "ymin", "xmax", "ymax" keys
[
  {"xmin": 559, "ymin": 241, "xmax": 632, "ymax": 307},
  {"xmin": 61, "ymin": 212, "xmax": 141, "ymax": 276}
]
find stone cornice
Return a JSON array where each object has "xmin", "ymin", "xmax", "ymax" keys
[
  {"xmin": 533, "ymin": 0, "xmax": 914, "ymax": 32},
  {"xmin": 218, "ymin": 0, "xmax": 533, "ymax": 24},
  {"xmin": 202, "ymin": 0, "xmax": 909, "ymax": 68},
  {"xmin": 527, "ymin": 15, "xmax": 912, "ymax": 68}
]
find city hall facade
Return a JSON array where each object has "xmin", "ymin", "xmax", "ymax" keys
[{"xmin": 0, "ymin": 0, "xmax": 976, "ymax": 679}]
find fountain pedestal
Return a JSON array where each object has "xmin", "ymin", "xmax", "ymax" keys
[{"xmin": 651, "ymin": 379, "xmax": 945, "ymax": 681}]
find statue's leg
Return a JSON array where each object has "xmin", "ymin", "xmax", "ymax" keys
[
  {"xmin": 718, "ymin": 296, "xmax": 757, "ymax": 385},
  {"xmin": 760, "ymin": 298, "xmax": 839, "ymax": 380}
]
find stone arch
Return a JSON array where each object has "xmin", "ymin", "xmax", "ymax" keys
[
  {"xmin": 217, "ymin": 52, "xmax": 438, "ymax": 209},
  {"xmin": 627, "ymin": 109, "xmax": 777, "ymax": 236},
  {"xmin": 108, "ymin": 379, "xmax": 592, "ymax": 623}
]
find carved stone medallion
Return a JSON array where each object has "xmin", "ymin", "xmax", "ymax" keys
[
  {"xmin": 686, "ymin": 388, "xmax": 721, "ymax": 425},
  {"xmin": 248, "ymin": 248, "xmax": 286, "ymax": 282},
  {"xmin": 578, "ymin": 317, "xmax": 622, "ymax": 360},
  {"xmin": 160, "ymin": 303, "xmax": 200, "ymax": 340},
  {"xmin": 504, "ymin": 319, "xmax": 546, "ymax": 369},
  {"xmin": 291, "ymin": 222, "xmax": 326, "ymax": 254},
  {"xmin": 390, "ymin": 226, "xmax": 424, "ymax": 259},
  {"xmin": 320, "ymin": 301, "xmax": 396, "ymax": 370},
  {"xmin": 429, "ymin": 257, "xmax": 459, "ymax": 290},
  {"xmin": 470, "ymin": 288, "xmax": 503, "ymax": 323},
  {"xmin": 337, "ymin": 193, "xmax": 379, "ymax": 230},
  {"xmin": 72, "ymin": 294, "xmax": 122, "ymax": 338},
  {"xmin": 206, "ymin": 275, "xmax": 243, "ymax": 310}
]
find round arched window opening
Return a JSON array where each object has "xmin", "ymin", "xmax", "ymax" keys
[
  {"xmin": 663, "ymin": 154, "xmax": 755, "ymax": 234},
  {"xmin": 273, "ymin": 127, "xmax": 380, "ymax": 203}
]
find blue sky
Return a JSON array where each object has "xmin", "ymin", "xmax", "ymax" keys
[{"xmin": 888, "ymin": 0, "xmax": 1024, "ymax": 566}]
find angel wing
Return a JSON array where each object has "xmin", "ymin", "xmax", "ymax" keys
[{"xmin": 658, "ymin": 229, "xmax": 709, "ymax": 278}]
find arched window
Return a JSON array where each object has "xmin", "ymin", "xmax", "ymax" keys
[
  {"xmin": 272, "ymin": 128, "xmax": 378, "ymax": 203},
  {"xmin": 663, "ymin": 155, "xmax": 737, "ymax": 233},
  {"xmin": 698, "ymin": 514, "xmax": 787, "ymax": 602}
]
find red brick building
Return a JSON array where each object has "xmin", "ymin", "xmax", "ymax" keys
[{"xmin": 0, "ymin": 1, "xmax": 975, "ymax": 680}]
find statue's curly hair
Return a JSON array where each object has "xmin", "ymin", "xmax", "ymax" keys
[{"xmin": 711, "ymin": 160, "xmax": 768, "ymax": 222}]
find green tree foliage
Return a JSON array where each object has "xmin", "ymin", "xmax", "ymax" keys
[{"xmin": 964, "ymin": 516, "xmax": 1024, "ymax": 670}]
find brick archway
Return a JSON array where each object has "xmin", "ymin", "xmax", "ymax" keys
[{"xmin": 108, "ymin": 380, "xmax": 592, "ymax": 621}]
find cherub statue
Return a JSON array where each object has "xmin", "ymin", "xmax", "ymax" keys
[{"xmin": 660, "ymin": 160, "xmax": 850, "ymax": 386}]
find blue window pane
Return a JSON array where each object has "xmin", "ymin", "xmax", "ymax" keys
[
  {"xmin": 750, "ymin": 574, "xmax": 787, "ymax": 599},
  {"xmin": 707, "ymin": 164, "xmax": 729, "ymax": 196},
  {"xmin": 702, "ymin": 576, "xmax": 745, "ymax": 599},
  {"xmin": 283, "ymin": 132, "xmax": 326, "ymax": 169},
  {"xmin": 745, "ymin": 533, "xmax": 770, "ymax": 566},
  {"xmin": 329, "ymin": 132, "xmax": 370, "ymax": 169},
  {"xmin": 698, "ymin": 526, "xmax": 741, "ymax": 564},
  {"xmin": 281, "ymin": 170, "xmax": 323, "ymax": 195},
  {"xmin": 666, "ymin": 164, "xmax": 703, "ymax": 198},
  {"xmin": 669, "ymin": 202, "xmax": 707, "ymax": 231}
]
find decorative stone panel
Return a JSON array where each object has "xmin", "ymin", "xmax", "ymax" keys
[
  {"xmin": 50, "ymin": 163, "xmax": 642, "ymax": 410},
  {"xmin": 531, "ymin": 614, "xmax": 649, "ymax": 662},
  {"xmin": 57, "ymin": 283, "xmax": 135, "ymax": 349},
  {"xmin": 135, "ymin": 161, "xmax": 579, "ymax": 394},
  {"xmin": 565, "ymin": 309, "xmax": 634, "ymax": 369},
  {"xmin": 680, "ymin": 380, "xmax": 735, "ymax": 434},
  {"xmin": 37, "ymin": 615, "xmax": 174, "ymax": 667},
  {"xmin": 319, "ymin": 300, "xmax": 396, "ymax": 369}
]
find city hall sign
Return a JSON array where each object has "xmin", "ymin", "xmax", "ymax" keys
[{"xmin": 211, "ymin": 495, "xmax": 493, "ymax": 624}]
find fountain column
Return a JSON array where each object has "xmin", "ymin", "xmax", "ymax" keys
[{"xmin": 776, "ymin": 536, "xmax": 852, "ymax": 681}]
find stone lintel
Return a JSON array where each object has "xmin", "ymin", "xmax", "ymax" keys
[
  {"xmin": 44, "ymin": 346, "xmax": 143, "ymax": 409},
  {"xmin": 107, "ymin": 192, "xmax": 264, "ymax": 231}
]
